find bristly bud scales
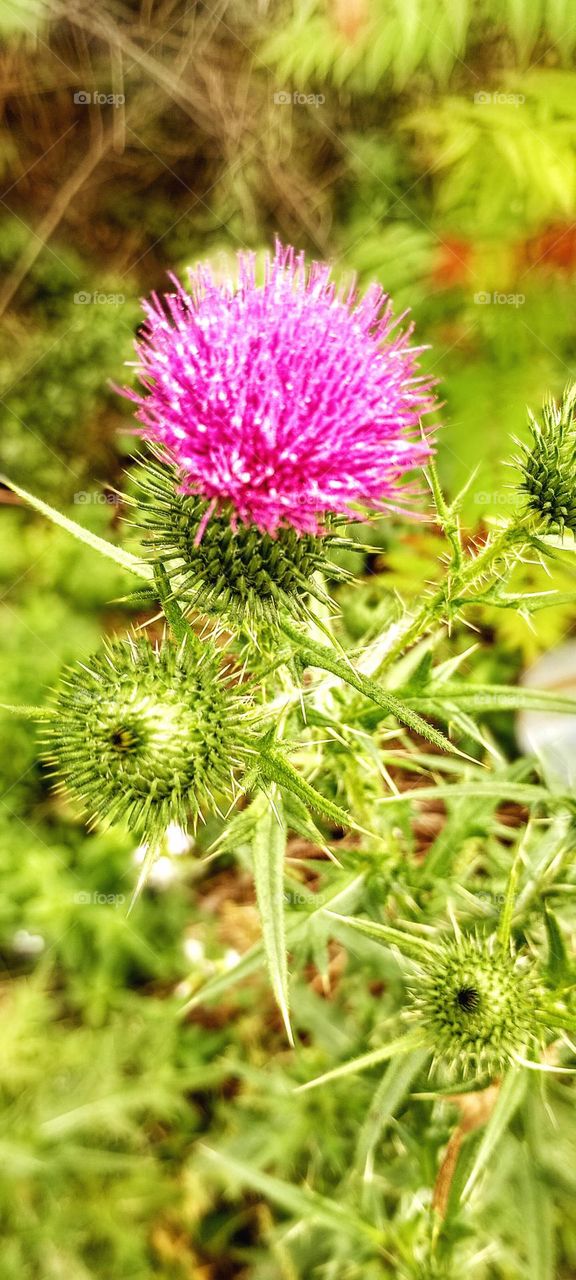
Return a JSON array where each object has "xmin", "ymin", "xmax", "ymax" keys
[
  {"xmin": 131, "ymin": 454, "xmax": 354, "ymax": 625},
  {"xmin": 410, "ymin": 934, "xmax": 538, "ymax": 1077},
  {"xmin": 517, "ymin": 384, "xmax": 576, "ymax": 535},
  {"xmin": 40, "ymin": 633, "xmax": 250, "ymax": 841}
]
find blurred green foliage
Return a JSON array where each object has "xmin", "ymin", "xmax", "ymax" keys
[{"xmin": 1, "ymin": 1, "xmax": 576, "ymax": 1275}]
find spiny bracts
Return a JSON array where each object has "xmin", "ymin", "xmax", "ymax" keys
[
  {"xmin": 132, "ymin": 454, "xmax": 354, "ymax": 624},
  {"xmin": 410, "ymin": 934, "xmax": 539, "ymax": 1077},
  {"xmin": 518, "ymin": 384, "xmax": 576, "ymax": 535},
  {"xmin": 39, "ymin": 633, "xmax": 250, "ymax": 841}
]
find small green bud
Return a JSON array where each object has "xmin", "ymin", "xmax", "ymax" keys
[
  {"xmin": 410, "ymin": 934, "xmax": 539, "ymax": 1077},
  {"xmin": 518, "ymin": 384, "xmax": 576, "ymax": 535},
  {"xmin": 40, "ymin": 633, "xmax": 250, "ymax": 841},
  {"xmin": 131, "ymin": 455, "xmax": 353, "ymax": 624}
]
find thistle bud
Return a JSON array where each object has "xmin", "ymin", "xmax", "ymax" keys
[
  {"xmin": 518, "ymin": 384, "xmax": 576, "ymax": 535},
  {"xmin": 410, "ymin": 935, "xmax": 538, "ymax": 1077},
  {"xmin": 40, "ymin": 634, "xmax": 249, "ymax": 841},
  {"xmin": 132, "ymin": 455, "xmax": 352, "ymax": 624}
]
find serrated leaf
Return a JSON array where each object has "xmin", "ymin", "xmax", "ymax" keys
[
  {"xmin": 180, "ymin": 873, "xmax": 367, "ymax": 1016},
  {"xmin": 377, "ymin": 782, "xmax": 560, "ymax": 808},
  {"xmin": 251, "ymin": 789, "xmax": 292, "ymax": 1044},
  {"xmin": 462, "ymin": 1067, "xmax": 527, "ymax": 1200},
  {"xmin": 399, "ymin": 683, "xmax": 576, "ymax": 716},
  {"xmin": 261, "ymin": 747, "xmax": 371, "ymax": 836},
  {"xmin": 294, "ymin": 1029, "xmax": 426, "ymax": 1093},
  {"xmin": 207, "ymin": 801, "xmax": 261, "ymax": 858},
  {"xmin": 355, "ymin": 1046, "xmax": 428, "ymax": 1178},
  {"xmin": 467, "ymin": 589, "xmax": 576, "ymax": 614},
  {"xmin": 325, "ymin": 910, "xmax": 437, "ymax": 959},
  {"xmin": 198, "ymin": 1145, "xmax": 383, "ymax": 1246},
  {"xmin": 544, "ymin": 907, "xmax": 571, "ymax": 985},
  {"xmin": 0, "ymin": 475, "xmax": 151, "ymax": 580},
  {"xmin": 280, "ymin": 619, "xmax": 472, "ymax": 761},
  {"xmin": 282, "ymin": 788, "xmax": 337, "ymax": 850}
]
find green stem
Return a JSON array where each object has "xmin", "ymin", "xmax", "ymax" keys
[
  {"xmin": 376, "ymin": 524, "xmax": 527, "ymax": 675},
  {"xmin": 425, "ymin": 461, "xmax": 463, "ymax": 572},
  {"xmin": 533, "ymin": 1009, "xmax": 576, "ymax": 1036},
  {"xmin": 457, "ymin": 525, "xmax": 526, "ymax": 590},
  {"xmin": 0, "ymin": 473, "xmax": 151, "ymax": 580},
  {"xmin": 279, "ymin": 618, "xmax": 469, "ymax": 759},
  {"xmin": 260, "ymin": 746, "xmax": 372, "ymax": 836},
  {"xmin": 496, "ymin": 842, "xmax": 524, "ymax": 952}
]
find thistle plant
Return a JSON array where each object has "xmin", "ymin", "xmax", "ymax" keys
[
  {"xmin": 295, "ymin": 915, "xmax": 572, "ymax": 1087},
  {"xmin": 2, "ymin": 244, "xmax": 576, "ymax": 1272},
  {"xmin": 517, "ymin": 382, "xmax": 576, "ymax": 535},
  {"xmin": 41, "ymin": 632, "xmax": 250, "ymax": 842},
  {"xmin": 131, "ymin": 451, "xmax": 355, "ymax": 625},
  {"xmin": 409, "ymin": 933, "xmax": 540, "ymax": 1077}
]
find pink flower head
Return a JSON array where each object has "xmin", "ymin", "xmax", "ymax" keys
[{"xmin": 124, "ymin": 242, "xmax": 436, "ymax": 536}]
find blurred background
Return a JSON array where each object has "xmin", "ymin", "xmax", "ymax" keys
[{"xmin": 1, "ymin": 2, "xmax": 576, "ymax": 1275}]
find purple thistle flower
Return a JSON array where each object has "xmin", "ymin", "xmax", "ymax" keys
[{"xmin": 124, "ymin": 242, "xmax": 436, "ymax": 537}]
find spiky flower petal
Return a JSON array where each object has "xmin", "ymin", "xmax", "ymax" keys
[
  {"xmin": 40, "ymin": 634, "xmax": 249, "ymax": 841},
  {"xmin": 410, "ymin": 934, "xmax": 538, "ymax": 1077},
  {"xmin": 132, "ymin": 455, "xmax": 354, "ymax": 624},
  {"xmin": 123, "ymin": 242, "xmax": 436, "ymax": 536},
  {"xmin": 518, "ymin": 384, "xmax": 576, "ymax": 534}
]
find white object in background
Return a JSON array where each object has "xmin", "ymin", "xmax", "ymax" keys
[
  {"xmin": 12, "ymin": 929, "xmax": 45, "ymax": 956},
  {"xmin": 517, "ymin": 641, "xmax": 576, "ymax": 791}
]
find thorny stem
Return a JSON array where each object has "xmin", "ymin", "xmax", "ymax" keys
[
  {"xmin": 278, "ymin": 617, "xmax": 469, "ymax": 758},
  {"xmin": 425, "ymin": 461, "xmax": 463, "ymax": 573},
  {"xmin": 375, "ymin": 522, "xmax": 528, "ymax": 676},
  {"xmin": 0, "ymin": 703, "xmax": 53, "ymax": 719},
  {"xmin": 533, "ymin": 1009, "xmax": 576, "ymax": 1036}
]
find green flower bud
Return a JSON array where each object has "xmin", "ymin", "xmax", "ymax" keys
[
  {"xmin": 518, "ymin": 384, "xmax": 576, "ymax": 535},
  {"xmin": 40, "ymin": 633, "xmax": 250, "ymax": 841},
  {"xmin": 131, "ymin": 455, "xmax": 353, "ymax": 624},
  {"xmin": 410, "ymin": 934, "xmax": 539, "ymax": 1077}
]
